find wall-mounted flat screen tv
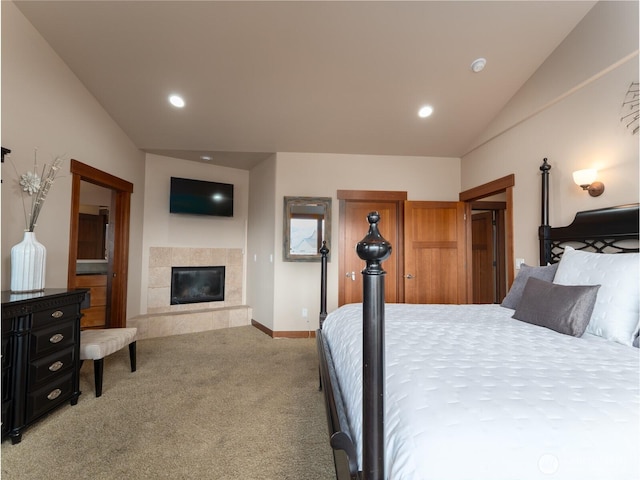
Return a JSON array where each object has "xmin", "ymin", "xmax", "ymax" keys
[{"xmin": 170, "ymin": 177, "xmax": 234, "ymax": 217}]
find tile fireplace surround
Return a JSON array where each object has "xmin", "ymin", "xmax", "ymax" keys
[{"xmin": 128, "ymin": 247, "xmax": 251, "ymax": 339}]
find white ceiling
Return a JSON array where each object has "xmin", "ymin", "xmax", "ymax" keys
[{"xmin": 15, "ymin": 1, "xmax": 596, "ymax": 170}]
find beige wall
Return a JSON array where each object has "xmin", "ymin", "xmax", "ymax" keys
[
  {"xmin": 1, "ymin": 1, "xmax": 146, "ymax": 320},
  {"xmin": 140, "ymin": 153, "xmax": 250, "ymax": 314},
  {"xmin": 247, "ymin": 155, "xmax": 278, "ymax": 330},
  {"xmin": 267, "ymin": 152, "xmax": 461, "ymax": 332},
  {"xmin": 462, "ymin": 0, "xmax": 639, "ymax": 268}
]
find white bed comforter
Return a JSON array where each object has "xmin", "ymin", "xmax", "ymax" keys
[{"xmin": 322, "ymin": 303, "xmax": 640, "ymax": 480}]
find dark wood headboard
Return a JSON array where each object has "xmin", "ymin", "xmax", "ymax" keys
[{"xmin": 538, "ymin": 159, "xmax": 639, "ymax": 264}]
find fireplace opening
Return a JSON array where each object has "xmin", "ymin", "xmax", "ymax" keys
[{"xmin": 171, "ymin": 266, "xmax": 225, "ymax": 305}]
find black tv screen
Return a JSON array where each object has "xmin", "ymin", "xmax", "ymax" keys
[{"xmin": 170, "ymin": 177, "xmax": 234, "ymax": 217}]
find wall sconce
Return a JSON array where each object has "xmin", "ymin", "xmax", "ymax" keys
[{"xmin": 572, "ymin": 169, "xmax": 605, "ymax": 197}]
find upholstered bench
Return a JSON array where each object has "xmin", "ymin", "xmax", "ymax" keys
[{"xmin": 79, "ymin": 328, "xmax": 137, "ymax": 397}]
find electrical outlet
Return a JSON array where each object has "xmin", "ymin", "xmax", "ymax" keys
[
  {"xmin": 515, "ymin": 258, "xmax": 525, "ymax": 269},
  {"xmin": 302, "ymin": 308, "xmax": 308, "ymax": 318}
]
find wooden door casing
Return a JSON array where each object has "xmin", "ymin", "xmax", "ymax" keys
[
  {"xmin": 403, "ymin": 201, "xmax": 468, "ymax": 304},
  {"xmin": 494, "ymin": 208, "xmax": 507, "ymax": 302}
]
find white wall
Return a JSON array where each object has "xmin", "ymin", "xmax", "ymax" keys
[
  {"xmin": 462, "ymin": 0, "xmax": 639, "ymax": 268},
  {"xmin": 140, "ymin": 153, "xmax": 250, "ymax": 313},
  {"xmin": 269, "ymin": 152, "xmax": 461, "ymax": 332},
  {"xmin": 1, "ymin": 1, "xmax": 146, "ymax": 319}
]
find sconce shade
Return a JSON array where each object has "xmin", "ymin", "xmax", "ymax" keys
[
  {"xmin": 572, "ymin": 168, "xmax": 604, "ymax": 197},
  {"xmin": 573, "ymin": 169, "xmax": 598, "ymax": 188}
]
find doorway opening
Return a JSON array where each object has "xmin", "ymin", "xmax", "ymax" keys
[
  {"xmin": 460, "ymin": 174, "xmax": 515, "ymax": 304},
  {"xmin": 68, "ymin": 160, "xmax": 133, "ymax": 329},
  {"xmin": 470, "ymin": 200, "xmax": 507, "ymax": 303}
]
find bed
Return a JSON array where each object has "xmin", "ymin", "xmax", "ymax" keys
[{"xmin": 316, "ymin": 160, "xmax": 640, "ymax": 480}]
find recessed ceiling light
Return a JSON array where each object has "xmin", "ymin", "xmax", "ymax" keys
[
  {"xmin": 418, "ymin": 105, "xmax": 434, "ymax": 118},
  {"xmin": 470, "ymin": 58, "xmax": 487, "ymax": 73},
  {"xmin": 169, "ymin": 94, "xmax": 185, "ymax": 108},
  {"xmin": 200, "ymin": 155, "xmax": 213, "ymax": 161}
]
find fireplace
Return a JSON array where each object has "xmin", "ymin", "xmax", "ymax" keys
[{"xmin": 171, "ymin": 266, "xmax": 225, "ymax": 305}]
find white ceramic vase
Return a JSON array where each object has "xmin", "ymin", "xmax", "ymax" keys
[{"xmin": 10, "ymin": 231, "xmax": 46, "ymax": 293}]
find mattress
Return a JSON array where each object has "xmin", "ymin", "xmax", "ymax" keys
[{"xmin": 322, "ymin": 303, "xmax": 640, "ymax": 480}]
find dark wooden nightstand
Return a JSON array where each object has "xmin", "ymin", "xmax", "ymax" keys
[{"xmin": 1, "ymin": 288, "xmax": 88, "ymax": 444}]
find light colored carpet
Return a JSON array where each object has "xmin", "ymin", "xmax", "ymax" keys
[{"xmin": 1, "ymin": 326, "xmax": 335, "ymax": 479}]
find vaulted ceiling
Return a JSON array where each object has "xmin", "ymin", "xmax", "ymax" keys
[{"xmin": 15, "ymin": 1, "xmax": 596, "ymax": 170}]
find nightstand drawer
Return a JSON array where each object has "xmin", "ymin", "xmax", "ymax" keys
[
  {"xmin": 26, "ymin": 372, "xmax": 73, "ymax": 422},
  {"xmin": 32, "ymin": 304, "xmax": 77, "ymax": 328},
  {"xmin": 29, "ymin": 321, "xmax": 76, "ymax": 359},
  {"xmin": 28, "ymin": 346, "xmax": 75, "ymax": 387}
]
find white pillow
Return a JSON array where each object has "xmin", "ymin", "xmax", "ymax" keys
[{"xmin": 553, "ymin": 246, "xmax": 639, "ymax": 346}]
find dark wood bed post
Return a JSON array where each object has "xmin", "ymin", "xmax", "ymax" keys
[
  {"xmin": 356, "ymin": 212, "xmax": 392, "ymax": 480},
  {"xmin": 539, "ymin": 158, "xmax": 552, "ymax": 265},
  {"xmin": 319, "ymin": 241, "xmax": 329, "ymax": 327}
]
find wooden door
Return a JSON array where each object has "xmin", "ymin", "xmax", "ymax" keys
[
  {"xmin": 338, "ymin": 191, "xmax": 406, "ymax": 306},
  {"xmin": 472, "ymin": 211, "xmax": 494, "ymax": 303},
  {"xmin": 404, "ymin": 201, "xmax": 468, "ymax": 304},
  {"xmin": 77, "ymin": 212, "xmax": 108, "ymax": 259},
  {"xmin": 471, "ymin": 208, "xmax": 507, "ymax": 304}
]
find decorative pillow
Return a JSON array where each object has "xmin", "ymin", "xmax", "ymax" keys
[
  {"xmin": 553, "ymin": 246, "xmax": 640, "ymax": 346},
  {"xmin": 501, "ymin": 263, "xmax": 559, "ymax": 309},
  {"xmin": 512, "ymin": 277, "xmax": 600, "ymax": 337}
]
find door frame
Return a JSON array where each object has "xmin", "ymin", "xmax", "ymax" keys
[
  {"xmin": 67, "ymin": 160, "xmax": 133, "ymax": 328},
  {"xmin": 459, "ymin": 174, "xmax": 515, "ymax": 297}
]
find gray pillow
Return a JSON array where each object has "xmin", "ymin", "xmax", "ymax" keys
[
  {"xmin": 501, "ymin": 263, "xmax": 559, "ymax": 309},
  {"xmin": 512, "ymin": 277, "xmax": 600, "ymax": 337}
]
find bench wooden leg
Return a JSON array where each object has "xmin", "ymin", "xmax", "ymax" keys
[
  {"xmin": 93, "ymin": 358, "xmax": 104, "ymax": 398},
  {"xmin": 129, "ymin": 341, "xmax": 137, "ymax": 372}
]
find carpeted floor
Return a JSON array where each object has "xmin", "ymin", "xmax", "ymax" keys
[{"xmin": 1, "ymin": 326, "xmax": 335, "ymax": 479}]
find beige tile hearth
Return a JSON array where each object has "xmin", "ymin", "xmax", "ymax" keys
[{"xmin": 129, "ymin": 306, "xmax": 253, "ymax": 340}]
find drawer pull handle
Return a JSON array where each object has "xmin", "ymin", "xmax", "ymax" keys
[
  {"xmin": 51, "ymin": 310, "xmax": 64, "ymax": 318},
  {"xmin": 49, "ymin": 333, "xmax": 64, "ymax": 344},
  {"xmin": 47, "ymin": 389, "xmax": 62, "ymax": 401},
  {"xmin": 49, "ymin": 361, "xmax": 64, "ymax": 372}
]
